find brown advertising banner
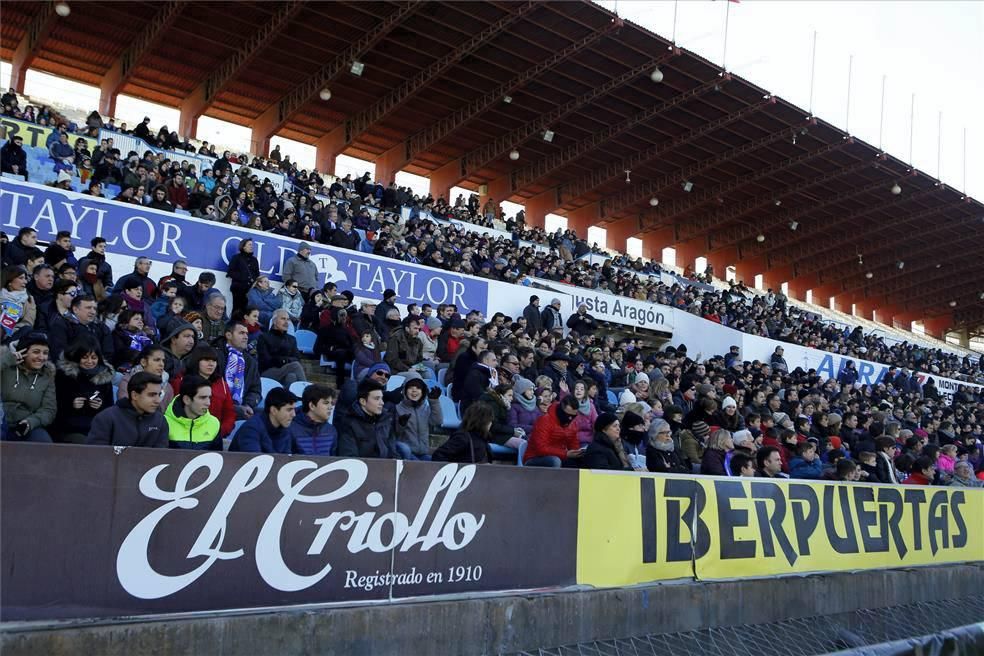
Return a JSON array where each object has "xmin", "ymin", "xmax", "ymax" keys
[{"xmin": 0, "ymin": 444, "xmax": 579, "ymax": 622}]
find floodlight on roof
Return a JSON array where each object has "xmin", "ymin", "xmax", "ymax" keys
[
  {"xmin": 542, "ymin": 129, "xmax": 555, "ymax": 143},
  {"xmin": 350, "ymin": 61, "xmax": 365, "ymax": 76}
]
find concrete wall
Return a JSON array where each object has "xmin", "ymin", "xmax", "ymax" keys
[{"xmin": 3, "ymin": 563, "xmax": 982, "ymax": 656}]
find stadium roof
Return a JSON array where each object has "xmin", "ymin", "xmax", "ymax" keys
[{"xmin": 3, "ymin": 0, "xmax": 982, "ymax": 330}]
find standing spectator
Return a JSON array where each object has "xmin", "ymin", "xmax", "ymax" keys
[
  {"xmin": 164, "ymin": 375, "xmax": 222, "ymax": 450},
  {"xmin": 523, "ymin": 295, "xmax": 543, "ymax": 336},
  {"xmin": 115, "ymin": 257, "xmax": 157, "ymax": 300},
  {"xmin": 77, "ymin": 237, "xmax": 114, "ymax": 290},
  {"xmin": 52, "ymin": 338, "xmax": 113, "ymax": 444},
  {"xmin": 4, "ymin": 228, "xmax": 43, "ymax": 268},
  {"xmin": 566, "ymin": 303, "xmax": 597, "ymax": 336},
  {"xmin": 227, "ymin": 238, "xmax": 259, "ymax": 313},
  {"xmin": 257, "ymin": 309, "xmax": 306, "ymax": 387},
  {"xmin": 374, "ymin": 288, "xmax": 399, "ymax": 339},
  {"xmin": 770, "ymin": 346, "xmax": 789, "ymax": 374},
  {"xmin": 541, "ymin": 298, "xmax": 563, "ymax": 333},
  {"xmin": 287, "ymin": 384, "xmax": 338, "ymax": 457},
  {"xmin": 229, "ymin": 387, "xmax": 298, "ymax": 453},
  {"xmin": 335, "ymin": 380, "xmax": 399, "ymax": 459},
  {"xmin": 282, "ymin": 242, "xmax": 318, "ymax": 298},
  {"xmin": 86, "ymin": 371, "xmax": 168, "ymax": 448}
]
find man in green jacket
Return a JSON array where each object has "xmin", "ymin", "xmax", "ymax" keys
[{"xmin": 164, "ymin": 375, "xmax": 221, "ymax": 450}]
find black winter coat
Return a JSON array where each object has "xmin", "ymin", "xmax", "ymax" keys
[
  {"xmin": 54, "ymin": 359, "xmax": 114, "ymax": 436},
  {"xmin": 335, "ymin": 402, "xmax": 398, "ymax": 459},
  {"xmin": 647, "ymin": 445, "xmax": 689, "ymax": 474},
  {"xmin": 581, "ymin": 432, "xmax": 629, "ymax": 471},
  {"xmin": 257, "ymin": 329, "xmax": 301, "ymax": 372},
  {"xmin": 227, "ymin": 253, "xmax": 260, "ymax": 289},
  {"xmin": 432, "ymin": 430, "xmax": 491, "ymax": 464}
]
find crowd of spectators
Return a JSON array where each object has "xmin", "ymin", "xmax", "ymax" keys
[{"xmin": 1, "ymin": 96, "xmax": 983, "ymax": 480}]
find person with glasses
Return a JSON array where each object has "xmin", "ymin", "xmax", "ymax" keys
[
  {"xmin": 646, "ymin": 418, "xmax": 688, "ymax": 473},
  {"xmin": 277, "ymin": 278, "xmax": 303, "ymax": 328}
]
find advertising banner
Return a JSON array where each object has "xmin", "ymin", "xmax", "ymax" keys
[
  {"xmin": 532, "ymin": 277, "xmax": 675, "ymax": 333},
  {"xmin": 0, "ymin": 180, "xmax": 489, "ymax": 313},
  {"xmin": 577, "ymin": 470, "xmax": 984, "ymax": 588},
  {"xmin": 0, "ymin": 117, "xmax": 54, "ymax": 149},
  {"xmin": 0, "ymin": 444, "xmax": 578, "ymax": 621}
]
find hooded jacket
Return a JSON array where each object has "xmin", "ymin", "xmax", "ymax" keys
[
  {"xmin": 164, "ymin": 397, "xmax": 221, "ymax": 450},
  {"xmin": 395, "ymin": 393, "xmax": 442, "ymax": 456},
  {"xmin": 1, "ymin": 349, "xmax": 57, "ymax": 430},
  {"xmin": 161, "ymin": 320, "xmax": 196, "ymax": 378},
  {"xmin": 335, "ymin": 401, "xmax": 398, "ymax": 459},
  {"xmin": 283, "ymin": 252, "xmax": 318, "ymax": 292},
  {"xmin": 54, "ymin": 357, "xmax": 114, "ymax": 436},
  {"xmin": 86, "ymin": 397, "xmax": 169, "ymax": 448},
  {"xmin": 286, "ymin": 412, "xmax": 338, "ymax": 457}
]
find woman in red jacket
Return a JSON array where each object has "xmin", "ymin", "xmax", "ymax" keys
[
  {"xmin": 170, "ymin": 345, "xmax": 236, "ymax": 438},
  {"xmin": 524, "ymin": 396, "xmax": 583, "ymax": 467}
]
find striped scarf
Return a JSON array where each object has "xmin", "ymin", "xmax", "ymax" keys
[{"xmin": 225, "ymin": 345, "xmax": 246, "ymax": 404}]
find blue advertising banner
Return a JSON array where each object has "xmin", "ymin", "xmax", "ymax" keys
[{"xmin": 0, "ymin": 180, "xmax": 488, "ymax": 313}]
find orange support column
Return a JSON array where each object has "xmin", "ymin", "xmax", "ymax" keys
[
  {"xmin": 831, "ymin": 292, "xmax": 855, "ymax": 314},
  {"xmin": 673, "ymin": 239, "xmax": 705, "ymax": 273},
  {"xmin": 565, "ymin": 203, "xmax": 600, "ymax": 239},
  {"xmin": 853, "ymin": 299, "xmax": 876, "ymax": 322},
  {"xmin": 374, "ymin": 143, "xmax": 408, "ymax": 188},
  {"xmin": 921, "ymin": 315, "xmax": 953, "ymax": 339},
  {"xmin": 761, "ymin": 265, "xmax": 793, "ymax": 294},
  {"xmin": 314, "ymin": 126, "xmax": 347, "ymax": 177},
  {"xmin": 522, "ymin": 190, "xmax": 557, "ymax": 230},
  {"xmin": 478, "ymin": 177, "xmax": 512, "ymax": 217},
  {"xmin": 786, "ymin": 277, "xmax": 811, "ymax": 302},
  {"xmin": 428, "ymin": 159, "xmax": 463, "ymax": 201},
  {"xmin": 641, "ymin": 227, "xmax": 675, "ymax": 263},
  {"xmin": 606, "ymin": 217, "xmax": 642, "ymax": 253},
  {"xmin": 810, "ymin": 284, "xmax": 840, "ymax": 309},
  {"xmin": 734, "ymin": 256, "xmax": 767, "ymax": 288},
  {"xmin": 705, "ymin": 246, "xmax": 736, "ymax": 281}
]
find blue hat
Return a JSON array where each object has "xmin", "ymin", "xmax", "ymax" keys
[{"xmin": 366, "ymin": 363, "xmax": 392, "ymax": 376}]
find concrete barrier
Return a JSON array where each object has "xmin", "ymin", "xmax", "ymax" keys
[{"xmin": 3, "ymin": 563, "xmax": 981, "ymax": 656}]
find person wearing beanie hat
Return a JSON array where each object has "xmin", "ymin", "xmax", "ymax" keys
[
  {"xmin": 1, "ymin": 332, "xmax": 56, "ymax": 442},
  {"xmin": 679, "ymin": 420, "xmax": 710, "ymax": 472},
  {"xmin": 580, "ymin": 412, "xmax": 632, "ymax": 471},
  {"xmin": 160, "ymin": 320, "xmax": 197, "ymax": 378},
  {"xmin": 541, "ymin": 297, "xmax": 563, "ymax": 332},
  {"xmin": 617, "ymin": 409, "xmax": 649, "ymax": 468},
  {"xmin": 508, "ymin": 376, "xmax": 541, "ymax": 437},
  {"xmin": 373, "ymin": 287, "xmax": 400, "ymax": 341},
  {"xmin": 647, "ymin": 418, "xmax": 688, "ymax": 474},
  {"xmin": 283, "ymin": 241, "xmax": 318, "ymax": 297}
]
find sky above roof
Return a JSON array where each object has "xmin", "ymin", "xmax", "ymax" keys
[{"xmin": 595, "ymin": 0, "xmax": 983, "ymax": 201}]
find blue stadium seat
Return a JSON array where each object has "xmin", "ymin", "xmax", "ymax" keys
[
  {"xmin": 386, "ymin": 374, "xmax": 406, "ymax": 392},
  {"xmin": 289, "ymin": 381, "xmax": 311, "ymax": 398},
  {"xmin": 489, "ymin": 443, "xmax": 518, "ymax": 462},
  {"xmin": 295, "ymin": 329, "xmax": 316, "ymax": 355},
  {"xmin": 517, "ymin": 440, "xmax": 527, "ymax": 466},
  {"xmin": 258, "ymin": 377, "xmax": 282, "ymax": 408},
  {"xmin": 606, "ymin": 390, "xmax": 618, "ymax": 406},
  {"xmin": 439, "ymin": 396, "xmax": 461, "ymax": 430}
]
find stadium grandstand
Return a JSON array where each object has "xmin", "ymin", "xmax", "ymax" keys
[{"xmin": 1, "ymin": 2, "xmax": 982, "ymax": 655}]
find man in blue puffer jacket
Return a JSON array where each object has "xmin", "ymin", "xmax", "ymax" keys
[
  {"xmin": 287, "ymin": 384, "xmax": 338, "ymax": 457},
  {"xmin": 229, "ymin": 387, "xmax": 297, "ymax": 453}
]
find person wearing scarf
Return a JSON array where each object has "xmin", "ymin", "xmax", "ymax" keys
[
  {"xmin": 647, "ymin": 418, "xmax": 688, "ymax": 473},
  {"xmin": 224, "ymin": 342, "xmax": 247, "ymax": 407},
  {"xmin": 478, "ymin": 383, "xmax": 526, "ymax": 448},
  {"xmin": 508, "ymin": 377, "xmax": 541, "ymax": 437},
  {"xmin": 619, "ymin": 410, "xmax": 649, "ymax": 470},
  {"xmin": 571, "ymin": 379, "xmax": 598, "ymax": 446},
  {"xmin": 581, "ymin": 412, "xmax": 632, "ymax": 471}
]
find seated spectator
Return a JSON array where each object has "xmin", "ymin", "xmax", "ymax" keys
[
  {"xmin": 278, "ymin": 279, "xmax": 303, "ymax": 327},
  {"xmin": 646, "ymin": 418, "xmax": 688, "ymax": 474},
  {"xmin": 52, "ymin": 336, "xmax": 113, "ymax": 443},
  {"xmin": 229, "ymin": 387, "xmax": 298, "ymax": 453},
  {"xmin": 353, "ymin": 329, "xmax": 383, "ymax": 377},
  {"xmin": 508, "ymin": 377, "xmax": 541, "ymax": 438},
  {"xmin": 0, "ymin": 134, "xmax": 27, "ymax": 179},
  {"xmin": 581, "ymin": 412, "xmax": 631, "ymax": 471},
  {"xmin": 86, "ymin": 371, "xmax": 168, "ymax": 448},
  {"xmin": 731, "ymin": 452, "xmax": 756, "ymax": 477},
  {"xmin": 160, "ymin": 320, "xmax": 197, "ymax": 378},
  {"xmin": 788, "ymin": 441, "xmax": 823, "ymax": 479},
  {"xmin": 756, "ymin": 445, "xmax": 787, "ymax": 478},
  {"xmin": 619, "ymin": 408, "xmax": 649, "ymax": 469},
  {"xmin": 257, "ymin": 309, "xmax": 306, "ymax": 387},
  {"xmin": 834, "ymin": 458, "xmax": 861, "ymax": 482},
  {"xmin": 170, "ymin": 346, "xmax": 236, "ymax": 438},
  {"xmin": 216, "ymin": 320, "xmax": 262, "ymax": 419},
  {"xmin": 145, "ymin": 185, "xmax": 174, "ymax": 212},
  {"xmin": 164, "ymin": 375, "xmax": 221, "ymax": 450},
  {"xmin": 385, "ymin": 316, "xmax": 425, "ymax": 375},
  {"xmin": 478, "ymin": 382, "xmax": 525, "ymax": 449},
  {"xmin": 903, "ymin": 455, "xmax": 937, "ymax": 485},
  {"xmin": 461, "ymin": 349, "xmax": 499, "ymax": 414},
  {"xmin": 949, "ymin": 460, "xmax": 983, "ymax": 488},
  {"xmin": 1, "ymin": 332, "xmax": 56, "ymax": 442},
  {"xmin": 524, "ymin": 396, "xmax": 582, "ymax": 468},
  {"xmin": 335, "ymin": 380, "xmax": 398, "ymax": 459},
  {"xmin": 432, "ymin": 402, "xmax": 494, "ymax": 464},
  {"xmin": 394, "ymin": 378, "xmax": 443, "ymax": 460},
  {"xmin": 701, "ymin": 429, "xmax": 734, "ymax": 476},
  {"xmin": 1, "ymin": 266, "xmax": 37, "ymax": 339},
  {"xmin": 287, "ymin": 384, "xmax": 338, "ymax": 457},
  {"xmin": 118, "ymin": 344, "xmax": 175, "ymax": 409},
  {"xmin": 571, "ymin": 379, "xmax": 598, "ymax": 446},
  {"xmin": 110, "ymin": 309, "xmax": 153, "ymax": 369}
]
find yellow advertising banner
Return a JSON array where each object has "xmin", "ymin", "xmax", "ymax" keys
[
  {"xmin": 577, "ymin": 470, "xmax": 984, "ymax": 588},
  {"xmin": 0, "ymin": 117, "xmax": 54, "ymax": 149}
]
